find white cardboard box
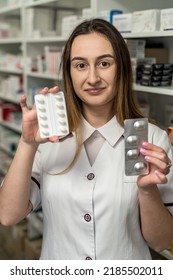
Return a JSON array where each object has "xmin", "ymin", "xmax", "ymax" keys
[
  {"xmin": 132, "ymin": 9, "xmax": 160, "ymax": 33},
  {"xmin": 160, "ymin": 8, "xmax": 173, "ymax": 31},
  {"xmin": 112, "ymin": 13, "xmax": 132, "ymax": 33}
]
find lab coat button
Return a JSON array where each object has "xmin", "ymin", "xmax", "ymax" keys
[
  {"xmin": 85, "ymin": 256, "xmax": 92, "ymax": 260},
  {"xmin": 84, "ymin": 213, "xmax": 91, "ymax": 222},
  {"xmin": 87, "ymin": 173, "xmax": 95, "ymax": 180}
]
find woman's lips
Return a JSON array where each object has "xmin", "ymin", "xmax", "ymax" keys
[{"xmin": 84, "ymin": 87, "xmax": 105, "ymax": 94}]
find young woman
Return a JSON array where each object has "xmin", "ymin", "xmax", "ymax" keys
[{"xmin": 0, "ymin": 18, "xmax": 173, "ymax": 260}]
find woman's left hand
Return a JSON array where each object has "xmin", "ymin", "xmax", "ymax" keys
[{"xmin": 137, "ymin": 142, "xmax": 172, "ymax": 188}]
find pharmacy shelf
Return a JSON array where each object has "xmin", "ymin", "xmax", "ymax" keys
[
  {"xmin": 0, "ymin": 68, "xmax": 22, "ymax": 74},
  {"xmin": 0, "ymin": 95, "xmax": 21, "ymax": 104},
  {"xmin": 25, "ymin": 36, "xmax": 67, "ymax": 43},
  {"xmin": 25, "ymin": 0, "xmax": 62, "ymax": 8},
  {"xmin": 134, "ymin": 84, "xmax": 173, "ymax": 96},
  {"xmin": 25, "ymin": 0, "xmax": 90, "ymax": 9},
  {"xmin": 26, "ymin": 71, "xmax": 58, "ymax": 80},
  {"xmin": 0, "ymin": 38, "xmax": 22, "ymax": 44},
  {"xmin": 123, "ymin": 30, "xmax": 173, "ymax": 39},
  {"xmin": 0, "ymin": 145, "xmax": 15, "ymax": 157},
  {"xmin": 0, "ymin": 121, "xmax": 21, "ymax": 134},
  {"xmin": 0, "ymin": 4, "xmax": 21, "ymax": 14}
]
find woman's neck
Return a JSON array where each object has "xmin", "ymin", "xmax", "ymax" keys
[{"xmin": 83, "ymin": 105, "xmax": 114, "ymax": 128}]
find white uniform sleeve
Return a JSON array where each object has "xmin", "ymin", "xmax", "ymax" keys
[
  {"xmin": 30, "ymin": 148, "xmax": 41, "ymax": 211},
  {"xmin": 151, "ymin": 126, "xmax": 173, "ymax": 215}
]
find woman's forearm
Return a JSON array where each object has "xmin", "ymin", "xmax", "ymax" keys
[
  {"xmin": 138, "ymin": 185, "xmax": 173, "ymax": 252},
  {"xmin": 0, "ymin": 137, "xmax": 38, "ymax": 225}
]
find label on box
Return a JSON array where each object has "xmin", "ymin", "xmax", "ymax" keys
[
  {"xmin": 112, "ymin": 13, "xmax": 132, "ymax": 33},
  {"xmin": 160, "ymin": 8, "xmax": 173, "ymax": 31},
  {"xmin": 132, "ymin": 9, "xmax": 160, "ymax": 33}
]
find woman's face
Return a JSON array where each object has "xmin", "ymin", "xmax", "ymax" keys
[{"xmin": 70, "ymin": 32, "xmax": 117, "ymax": 115}]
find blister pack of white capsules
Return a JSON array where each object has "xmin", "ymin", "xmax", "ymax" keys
[
  {"xmin": 124, "ymin": 118, "xmax": 149, "ymax": 176},
  {"xmin": 34, "ymin": 91, "xmax": 69, "ymax": 138}
]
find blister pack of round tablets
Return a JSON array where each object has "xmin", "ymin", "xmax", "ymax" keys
[
  {"xmin": 34, "ymin": 91, "xmax": 69, "ymax": 138},
  {"xmin": 124, "ymin": 118, "xmax": 149, "ymax": 176}
]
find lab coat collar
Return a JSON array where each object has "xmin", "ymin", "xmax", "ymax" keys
[{"xmin": 82, "ymin": 116, "xmax": 124, "ymax": 147}]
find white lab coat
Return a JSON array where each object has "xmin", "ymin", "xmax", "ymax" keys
[{"xmin": 30, "ymin": 117, "xmax": 173, "ymax": 260}]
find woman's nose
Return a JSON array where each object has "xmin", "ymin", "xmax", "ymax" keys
[{"xmin": 87, "ymin": 67, "xmax": 101, "ymax": 84}]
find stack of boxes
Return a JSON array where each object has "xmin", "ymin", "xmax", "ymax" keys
[
  {"xmin": 140, "ymin": 63, "xmax": 173, "ymax": 87},
  {"xmin": 126, "ymin": 39, "xmax": 146, "ymax": 59},
  {"xmin": 98, "ymin": 9, "xmax": 122, "ymax": 23},
  {"xmin": 61, "ymin": 8, "xmax": 94, "ymax": 37},
  {"xmin": 112, "ymin": 8, "xmax": 173, "ymax": 33},
  {"xmin": 132, "ymin": 57, "xmax": 156, "ymax": 85},
  {"xmin": 112, "ymin": 8, "xmax": 173, "ymax": 88},
  {"xmin": 160, "ymin": 9, "xmax": 173, "ymax": 31}
]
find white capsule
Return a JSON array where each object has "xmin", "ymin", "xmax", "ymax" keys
[
  {"xmin": 60, "ymin": 126, "xmax": 68, "ymax": 134},
  {"xmin": 40, "ymin": 122, "xmax": 49, "ymax": 128},
  {"xmin": 134, "ymin": 162, "xmax": 146, "ymax": 172},
  {"xmin": 59, "ymin": 118, "xmax": 67, "ymax": 126},
  {"xmin": 134, "ymin": 120, "xmax": 147, "ymax": 130},
  {"xmin": 126, "ymin": 135, "xmax": 139, "ymax": 145},
  {"xmin": 57, "ymin": 111, "xmax": 65, "ymax": 118},
  {"xmin": 127, "ymin": 149, "xmax": 139, "ymax": 159},
  {"xmin": 37, "ymin": 105, "xmax": 46, "ymax": 112},
  {"xmin": 36, "ymin": 96, "xmax": 45, "ymax": 104},
  {"xmin": 39, "ymin": 114, "xmax": 47, "ymax": 120},
  {"xmin": 41, "ymin": 130, "xmax": 49, "ymax": 136},
  {"xmin": 56, "ymin": 95, "xmax": 63, "ymax": 102},
  {"xmin": 56, "ymin": 103, "xmax": 65, "ymax": 110}
]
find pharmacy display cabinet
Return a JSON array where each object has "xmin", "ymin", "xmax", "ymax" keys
[{"xmin": 0, "ymin": 0, "xmax": 173, "ymax": 259}]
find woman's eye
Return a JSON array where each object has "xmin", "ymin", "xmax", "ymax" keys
[
  {"xmin": 76, "ymin": 63, "xmax": 86, "ymax": 70},
  {"xmin": 99, "ymin": 61, "xmax": 110, "ymax": 68}
]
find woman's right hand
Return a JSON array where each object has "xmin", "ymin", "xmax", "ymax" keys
[{"xmin": 20, "ymin": 86, "xmax": 60, "ymax": 145}]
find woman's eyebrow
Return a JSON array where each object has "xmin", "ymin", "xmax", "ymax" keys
[
  {"xmin": 71, "ymin": 56, "xmax": 85, "ymax": 62},
  {"xmin": 97, "ymin": 54, "xmax": 115, "ymax": 59},
  {"xmin": 71, "ymin": 54, "xmax": 115, "ymax": 62}
]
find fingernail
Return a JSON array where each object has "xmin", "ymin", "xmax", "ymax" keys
[
  {"xmin": 142, "ymin": 142, "xmax": 148, "ymax": 147},
  {"xmin": 155, "ymin": 170, "xmax": 160, "ymax": 175},
  {"xmin": 140, "ymin": 148, "xmax": 146, "ymax": 154},
  {"xmin": 145, "ymin": 156, "xmax": 150, "ymax": 160},
  {"xmin": 54, "ymin": 86, "xmax": 58, "ymax": 89},
  {"xmin": 43, "ymin": 87, "xmax": 48, "ymax": 90}
]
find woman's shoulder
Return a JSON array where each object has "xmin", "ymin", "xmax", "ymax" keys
[
  {"xmin": 148, "ymin": 122, "xmax": 166, "ymax": 134},
  {"xmin": 148, "ymin": 121, "xmax": 168, "ymax": 144}
]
